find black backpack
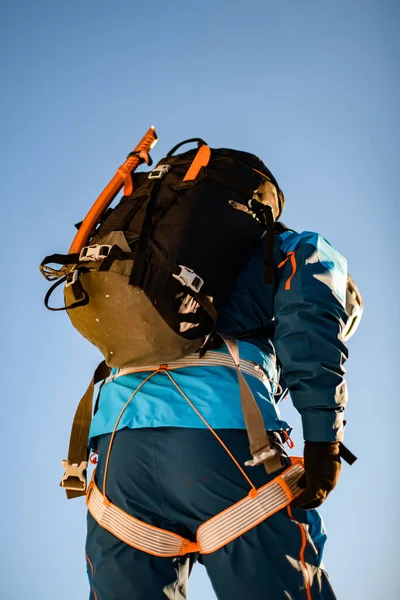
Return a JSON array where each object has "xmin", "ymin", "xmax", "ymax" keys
[{"xmin": 40, "ymin": 138, "xmax": 285, "ymax": 368}]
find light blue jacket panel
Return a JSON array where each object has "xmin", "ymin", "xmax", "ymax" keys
[
  {"xmin": 89, "ymin": 340, "xmax": 290, "ymax": 442},
  {"xmin": 90, "ymin": 230, "xmax": 349, "ymax": 444}
]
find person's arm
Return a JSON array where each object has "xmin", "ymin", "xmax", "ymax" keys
[{"xmin": 273, "ymin": 231, "xmax": 348, "ymax": 508}]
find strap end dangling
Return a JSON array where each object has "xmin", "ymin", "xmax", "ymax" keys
[{"xmin": 263, "ymin": 205, "xmax": 275, "ymax": 285}]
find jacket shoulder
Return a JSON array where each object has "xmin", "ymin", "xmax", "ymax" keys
[{"xmin": 276, "ymin": 230, "xmax": 348, "ymax": 307}]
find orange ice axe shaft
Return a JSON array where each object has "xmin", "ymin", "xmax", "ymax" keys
[{"xmin": 69, "ymin": 126, "xmax": 158, "ymax": 254}]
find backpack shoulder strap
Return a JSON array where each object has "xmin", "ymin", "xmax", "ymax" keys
[
  {"xmin": 60, "ymin": 361, "xmax": 111, "ymax": 499},
  {"xmin": 220, "ymin": 335, "xmax": 283, "ymax": 475}
]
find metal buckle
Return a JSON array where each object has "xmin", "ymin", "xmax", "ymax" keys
[
  {"xmin": 244, "ymin": 448, "xmax": 278, "ymax": 467},
  {"xmin": 65, "ymin": 269, "xmax": 79, "ymax": 288},
  {"xmin": 79, "ymin": 244, "xmax": 112, "ymax": 262},
  {"xmin": 60, "ymin": 459, "xmax": 88, "ymax": 491},
  {"xmin": 172, "ymin": 265, "xmax": 204, "ymax": 293},
  {"xmin": 148, "ymin": 164, "xmax": 171, "ymax": 180}
]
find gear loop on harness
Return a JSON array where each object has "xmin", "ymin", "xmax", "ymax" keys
[{"xmin": 163, "ymin": 369, "xmax": 257, "ymax": 493}]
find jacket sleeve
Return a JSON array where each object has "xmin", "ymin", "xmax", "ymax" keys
[{"xmin": 273, "ymin": 231, "xmax": 349, "ymax": 442}]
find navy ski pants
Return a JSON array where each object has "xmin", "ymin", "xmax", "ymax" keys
[{"xmin": 86, "ymin": 428, "xmax": 337, "ymax": 600}]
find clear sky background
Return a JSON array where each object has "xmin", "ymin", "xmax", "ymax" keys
[{"xmin": 1, "ymin": 1, "xmax": 399, "ymax": 599}]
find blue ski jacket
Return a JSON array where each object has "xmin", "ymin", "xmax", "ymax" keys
[{"xmin": 89, "ymin": 230, "xmax": 349, "ymax": 445}]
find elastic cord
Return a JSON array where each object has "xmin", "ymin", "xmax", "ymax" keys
[
  {"xmin": 102, "ymin": 371, "xmax": 160, "ymax": 499},
  {"xmin": 164, "ymin": 370, "xmax": 256, "ymax": 492},
  {"xmin": 102, "ymin": 367, "xmax": 257, "ymax": 498}
]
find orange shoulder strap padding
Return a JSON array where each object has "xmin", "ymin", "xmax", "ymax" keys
[
  {"xmin": 69, "ymin": 126, "xmax": 158, "ymax": 254},
  {"xmin": 182, "ymin": 144, "xmax": 211, "ymax": 182}
]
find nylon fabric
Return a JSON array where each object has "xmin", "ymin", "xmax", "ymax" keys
[
  {"xmin": 86, "ymin": 428, "xmax": 337, "ymax": 600},
  {"xmin": 112, "ymin": 352, "xmax": 273, "ymax": 382},
  {"xmin": 273, "ymin": 232, "xmax": 349, "ymax": 442},
  {"xmin": 279, "ymin": 231, "xmax": 347, "ymax": 307},
  {"xmin": 89, "ymin": 339, "xmax": 290, "ymax": 444}
]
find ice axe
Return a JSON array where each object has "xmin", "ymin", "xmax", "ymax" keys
[{"xmin": 69, "ymin": 126, "xmax": 158, "ymax": 254}]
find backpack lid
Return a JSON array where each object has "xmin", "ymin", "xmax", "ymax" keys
[{"xmin": 164, "ymin": 140, "xmax": 285, "ymax": 221}]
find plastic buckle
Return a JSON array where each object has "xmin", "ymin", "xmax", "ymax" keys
[
  {"xmin": 244, "ymin": 448, "xmax": 278, "ymax": 467},
  {"xmin": 172, "ymin": 265, "xmax": 204, "ymax": 293},
  {"xmin": 60, "ymin": 459, "xmax": 88, "ymax": 491},
  {"xmin": 65, "ymin": 269, "xmax": 79, "ymax": 288},
  {"xmin": 148, "ymin": 164, "xmax": 171, "ymax": 179},
  {"xmin": 79, "ymin": 244, "xmax": 112, "ymax": 262}
]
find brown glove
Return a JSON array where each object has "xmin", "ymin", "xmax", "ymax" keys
[{"xmin": 291, "ymin": 441, "xmax": 342, "ymax": 510}]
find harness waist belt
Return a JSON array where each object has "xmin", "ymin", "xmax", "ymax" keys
[
  {"xmin": 111, "ymin": 351, "xmax": 276, "ymax": 388},
  {"xmin": 87, "ymin": 460, "xmax": 304, "ymax": 557}
]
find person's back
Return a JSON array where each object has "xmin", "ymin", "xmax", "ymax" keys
[{"xmin": 86, "ymin": 225, "xmax": 349, "ymax": 599}]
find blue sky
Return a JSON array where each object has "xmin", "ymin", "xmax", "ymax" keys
[{"xmin": 1, "ymin": 1, "xmax": 399, "ymax": 598}]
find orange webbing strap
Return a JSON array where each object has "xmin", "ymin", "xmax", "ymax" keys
[
  {"xmin": 86, "ymin": 459, "xmax": 304, "ymax": 556},
  {"xmin": 101, "ymin": 360, "xmax": 258, "ymax": 496},
  {"xmin": 182, "ymin": 144, "xmax": 211, "ymax": 182},
  {"xmin": 99, "ymin": 365, "xmax": 255, "ymax": 503},
  {"xmin": 164, "ymin": 370, "xmax": 256, "ymax": 492},
  {"xmin": 220, "ymin": 335, "xmax": 283, "ymax": 474},
  {"xmin": 102, "ymin": 371, "xmax": 160, "ymax": 499}
]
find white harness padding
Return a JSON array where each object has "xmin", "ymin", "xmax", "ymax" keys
[
  {"xmin": 197, "ymin": 461, "xmax": 303, "ymax": 553},
  {"xmin": 86, "ymin": 460, "xmax": 304, "ymax": 557},
  {"xmin": 87, "ymin": 481, "xmax": 195, "ymax": 556}
]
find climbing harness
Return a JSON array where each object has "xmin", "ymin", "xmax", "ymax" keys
[
  {"xmin": 61, "ymin": 336, "xmax": 285, "ymax": 497},
  {"xmin": 84, "ymin": 337, "xmax": 305, "ymax": 557}
]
